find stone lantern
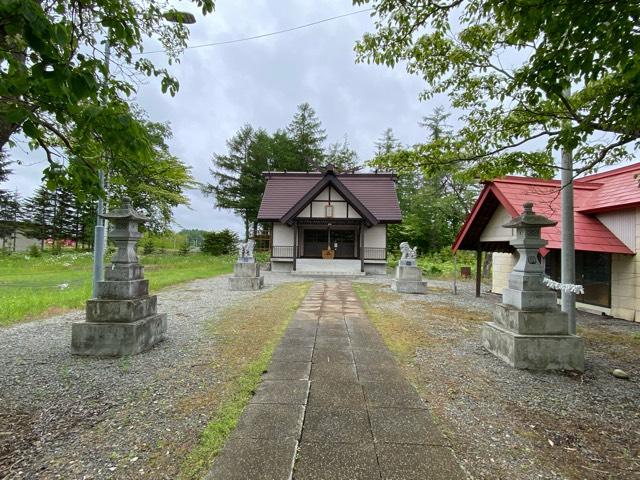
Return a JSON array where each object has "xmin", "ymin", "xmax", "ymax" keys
[
  {"xmin": 71, "ymin": 197, "xmax": 167, "ymax": 356},
  {"xmin": 482, "ymin": 203, "xmax": 584, "ymax": 371}
]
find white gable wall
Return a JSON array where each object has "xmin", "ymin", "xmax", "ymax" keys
[
  {"xmin": 480, "ymin": 205, "xmax": 514, "ymax": 242},
  {"xmin": 597, "ymin": 209, "xmax": 636, "ymax": 250}
]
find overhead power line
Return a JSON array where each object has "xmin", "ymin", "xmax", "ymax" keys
[{"xmin": 140, "ymin": 8, "xmax": 373, "ymax": 55}]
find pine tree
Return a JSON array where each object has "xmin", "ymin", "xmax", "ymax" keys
[
  {"xmin": 0, "ymin": 190, "xmax": 21, "ymax": 250},
  {"xmin": 207, "ymin": 125, "xmax": 268, "ymax": 239},
  {"xmin": 374, "ymin": 128, "xmax": 402, "ymax": 156},
  {"xmin": 419, "ymin": 107, "xmax": 452, "ymax": 141},
  {"xmin": 23, "ymin": 187, "xmax": 55, "ymax": 248},
  {"xmin": 325, "ymin": 135, "xmax": 360, "ymax": 172},
  {"xmin": 286, "ymin": 103, "xmax": 327, "ymax": 171}
]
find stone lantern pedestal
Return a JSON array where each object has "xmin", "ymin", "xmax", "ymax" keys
[
  {"xmin": 71, "ymin": 198, "xmax": 167, "ymax": 356},
  {"xmin": 229, "ymin": 258, "xmax": 264, "ymax": 291},
  {"xmin": 391, "ymin": 258, "xmax": 427, "ymax": 294},
  {"xmin": 482, "ymin": 203, "xmax": 584, "ymax": 371}
]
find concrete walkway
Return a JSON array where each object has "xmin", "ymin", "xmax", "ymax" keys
[{"xmin": 207, "ymin": 280, "xmax": 465, "ymax": 480}]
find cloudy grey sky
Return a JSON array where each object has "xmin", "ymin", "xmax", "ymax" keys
[{"xmin": 7, "ymin": 0, "xmax": 441, "ymax": 234}]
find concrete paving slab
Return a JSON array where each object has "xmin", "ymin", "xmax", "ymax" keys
[
  {"xmin": 311, "ymin": 362, "xmax": 358, "ymax": 382},
  {"xmin": 294, "ymin": 441, "xmax": 379, "ymax": 480},
  {"xmin": 356, "ymin": 363, "xmax": 403, "ymax": 383},
  {"xmin": 361, "ymin": 381, "xmax": 427, "ymax": 409},
  {"xmin": 307, "ymin": 380, "xmax": 365, "ymax": 408},
  {"xmin": 368, "ymin": 407, "xmax": 448, "ymax": 446},
  {"xmin": 272, "ymin": 345, "xmax": 314, "ymax": 362},
  {"xmin": 234, "ymin": 404, "xmax": 304, "ymax": 439},
  {"xmin": 302, "ymin": 406, "xmax": 372, "ymax": 443},
  {"xmin": 262, "ymin": 361, "xmax": 311, "ymax": 380},
  {"xmin": 315, "ymin": 337, "xmax": 351, "ymax": 348},
  {"xmin": 279, "ymin": 337, "xmax": 316, "ymax": 348},
  {"xmin": 312, "ymin": 347, "xmax": 354, "ymax": 364},
  {"xmin": 349, "ymin": 335, "xmax": 386, "ymax": 349},
  {"xmin": 316, "ymin": 327, "xmax": 348, "ymax": 338},
  {"xmin": 352, "ymin": 348, "xmax": 396, "ymax": 366},
  {"xmin": 376, "ymin": 443, "xmax": 466, "ymax": 480},
  {"xmin": 206, "ymin": 437, "xmax": 297, "ymax": 480},
  {"xmin": 250, "ymin": 379, "xmax": 310, "ymax": 405},
  {"xmin": 284, "ymin": 327, "xmax": 317, "ymax": 338}
]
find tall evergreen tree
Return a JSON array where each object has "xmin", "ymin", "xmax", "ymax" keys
[
  {"xmin": 374, "ymin": 128, "xmax": 402, "ymax": 156},
  {"xmin": 325, "ymin": 135, "xmax": 360, "ymax": 172},
  {"xmin": 370, "ymin": 109, "xmax": 476, "ymax": 254},
  {"xmin": 23, "ymin": 187, "xmax": 55, "ymax": 248},
  {"xmin": 207, "ymin": 125, "xmax": 269, "ymax": 239},
  {"xmin": 286, "ymin": 103, "xmax": 327, "ymax": 170},
  {"xmin": 0, "ymin": 189, "xmax": 21, "ymax": 250}
]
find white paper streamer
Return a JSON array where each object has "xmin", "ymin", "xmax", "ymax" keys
[{"xmin": 542, "ymin": 277, "xmax": 585, "ymax": 294}]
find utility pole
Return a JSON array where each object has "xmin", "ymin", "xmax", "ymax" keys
[
  {"xmin": 560, "ymin": 87, "xmax": 576, "ymax": 334},
  {"xmin": 91, "ymin": 36, "xmax": 110, "ymax": 298}
]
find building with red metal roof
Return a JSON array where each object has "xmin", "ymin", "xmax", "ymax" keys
[
  {"xmin": 453, "ymin": 162, "xmax": 640, "ymax": 321},
  {"xmin": 258, "ymin": 165, "xmax": 401, "ymax": 274}
]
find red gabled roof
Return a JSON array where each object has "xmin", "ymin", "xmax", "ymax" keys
[
  {"xmin": 578, "ymin": 163, "xmax": 640, "ymax": 213},
  {"xmin": 257, "ymin": 170, "xmax": 402, "ymax": 223},
  {"xmin": 453, "ymin": 169, "xmax": 635, "ymax": 255}
]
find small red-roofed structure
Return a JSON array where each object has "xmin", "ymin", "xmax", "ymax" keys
[{"xmin": 453, "ymin": 162, "xmax": 640, "ymax": 321}]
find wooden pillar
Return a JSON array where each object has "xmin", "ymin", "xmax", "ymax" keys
[
  {"xmin": 293, "ymin": 222, "xmax": 298, "ymax": 271},
  {"xmin": 475, "ymin": 247, "xmax": 482, "ymax": 297},
  {"xmin": 359, "ymin": 223, "xmax": 365, "ymax": 272}
]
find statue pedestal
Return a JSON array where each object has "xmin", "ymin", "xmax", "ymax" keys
[
  {"xmin": 229, "ymin": 260, "xmax": 264, "ymax": 291},
  {"xmin": 71, "ymin": 198, "xmax": 166, "ymax": 356},
  {"xmin": 72, "ymin": 263, "xmax": 167, "ymax": 356},
  {"xmin": 482, "ymin": 304, "xmax": 584, "ymax": 371},
  {"xmin": 482, "ymin": 202, "xmax": 584, "ymax": 371},
  {"xmin": 391, "ymin": 264, "xmax": 427, "ymax": 294}
]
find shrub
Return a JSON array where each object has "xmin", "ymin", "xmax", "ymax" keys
[
  {"xmin": 28, "ymin": 244, "xmax": 41, "ymax": 257},
  {"xmin": 178, "ymin": 240, "xmax": 190, "ymax": 256},
  {"xmin": 50, "ymin": 242, "xmax": 62, "ymax": 255},
  {"xmin": 254, "ymin": 251, "xmax": 270, "ymax": 264},
  {"xmin": 202, "ymin": 229, "xmax": 239, "ymax": 256},
  {"xmin": 141, "ymin": 238, "xmax": 155, "ymax": 255}
]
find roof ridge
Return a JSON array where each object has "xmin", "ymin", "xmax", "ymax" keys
[{"xmin": 580, "ymin": 161, "xmax": 640, "ymax": 181}]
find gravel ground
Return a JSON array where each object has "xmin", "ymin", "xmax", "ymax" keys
[
  {"xmin": 4, "ymin": 270, "xmax": 637, "ymax": 480},
  {"xmin": 357, "ymin": 280, "xmax": 640, "ymax": 479},
  {"xmin": 0, "ymin": 271, "xmax": 318, "ymax": 480}
]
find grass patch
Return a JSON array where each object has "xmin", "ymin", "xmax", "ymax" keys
[
  {"xmin": 178, "ymin": 282, "xmax": 310, "ymax": 480},
  {"xmin": 353, "ymin": 283, "xmax": 440, "ymax": 365},
  {"xmin": 0, "ymin": 252, "xmax": 234, "ymax": 326}
]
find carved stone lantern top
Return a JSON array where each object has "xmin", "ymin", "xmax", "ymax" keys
[
  {"xmin": 503, "ymin": 202, "xmax": 556, "ymax": 229},
  {"xmin": 101, "ymin": 197, "xmax": 149, "ymax": 223},
  {"xmin": 102, "ymin": 197, "xmax": 148, "ymax": 264},
  {"xmin": 503, "ymin": 202, "xmax": 555, "ymax": 277}
]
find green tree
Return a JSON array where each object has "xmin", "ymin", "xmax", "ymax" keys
[
  {"xmin": 374, "ymin": 128, "xmax": 401, "ymax": 156},
  {"xmin": 286, "ymin": 103, "xmax": 327, "ymax": 170},
  {"xmin": 0, "ymin": 0, "xmax": 214, "ymax": 190},
  {"xmin": 0, "ymin": 156, "xmax": 21, "ymax": 249},
  {"xmin": 202, "ymin": 229, "xmax": 239, "ymax": 256},
  {"xmin": 22, "ymin": 186, "xmax": 55, "ymax": 248},
  {"xmin": 207, "ymin": 124, "xmax": 259, "ymax": 239},
  {"xmin": 105, "ymin": 118, "xmax": 196, "ymax": 231},
  {"xmin": 371, "ymin": 109, "xmax": 476, "ymax": 254},
  {"xmin": 325, "ymin": 135, "xmax": 360, "ymax": 172},
  {"xmin": 354, "ymin": 0, "xmax": 640, "ymax": 177}
]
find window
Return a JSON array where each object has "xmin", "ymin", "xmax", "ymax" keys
[{"xmin": 544, "ymin": 250, "xmax": 611, "ymax": 307}]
